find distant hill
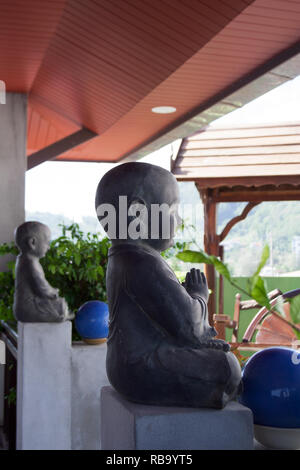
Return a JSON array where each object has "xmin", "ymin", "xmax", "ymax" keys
[
  {"xmin": 177, "ymin": 182, "xmax": 300, "ymax": 276},
  {"xmin": 25, "ymin": 211, "xmax": 101, "ymax": 239}
]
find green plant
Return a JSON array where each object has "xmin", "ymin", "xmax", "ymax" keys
[
  {"xmin": 177, "ymin": 244, "xmax": 300, "ymax": 339},
  {"xmin": 41, "ymin": 223, "xmax": 110, "ymax": 313},
  {"xmin": 0, "ymin": 242, "xmax": 18, "ymax": 323},
  {"xmin": 5, "ymin": 386, "xmax": 16, "ymax": 406},
  {"xmin": 287, "ymin": 295, "xmax": 300, "ymax": 340}
]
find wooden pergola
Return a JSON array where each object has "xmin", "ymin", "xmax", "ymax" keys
[{"xmin": 172, "ymin": 122, "xmax": 300, "ymax": 323}]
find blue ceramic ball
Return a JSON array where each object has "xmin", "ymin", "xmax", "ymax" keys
[
  {"xmin": 75, "ymin": 300, "xmax": 109, "ymax": 344},
  {"xmin": 240, "ymin": 347, "xmax": 300, "ymax": 428}
]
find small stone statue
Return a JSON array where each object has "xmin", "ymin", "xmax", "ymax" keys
[
  {"xmin": 13, "ymin": 221, "xmax": 74, "ymax": 323},
  {"xmin": 95, "ymin": 162, "xmax": 241, "ymax": 409}
]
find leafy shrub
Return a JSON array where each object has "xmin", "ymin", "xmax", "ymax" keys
[
  {"xmin": 0, "ymin": 242, "xmax": 18, "ymax": 322},
  {"xmin": 40, "ymin": 223, "xmax": 110, "ymax": 314},
  {"xmin": 177, "ymin": 245, "xmax": 300, "ymax": 339}
]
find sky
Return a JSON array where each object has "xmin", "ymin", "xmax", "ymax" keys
[
  {"xmin": 25, "ymin": 144, "xmax": 172, "ymax": 221},
  {"xmin": 25, "ymin": 75, "xmax": 300, "ymax": 221}
]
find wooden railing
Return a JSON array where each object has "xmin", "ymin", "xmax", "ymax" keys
[{"xmin": 0, "ymin": 320, "xmax": 18, "ymax": 450}]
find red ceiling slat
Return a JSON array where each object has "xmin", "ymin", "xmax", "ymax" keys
[
  {"xmin": 215, "ymin": 34, "xmax": 287, "ymax": 47},
  {"xmin": 222, "ymin": 0, "xmax": 253, "ymax": 6},
  {"xmin": 250, "ymin": 7, "xmax": 300, "ymax": 19},
  {"xmin": 29, "ymin": 109, "xmax": 42, "ymax": 150},
  {"xmin": 230, "ymin": 20, "xmax": 300, "ymax": 36},
  {"xmin": 198, "ymin": 0, "xmax": 243, "ymax": 18},
  {"xmin": 237, "ymin": 15, "xmax": 300, "ymax": 30},
  {"xmin": 253, "ymin": 0, "xmax": 300, "ymax": 12}
]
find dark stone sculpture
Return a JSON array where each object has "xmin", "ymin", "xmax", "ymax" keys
[
  {"xmin": 13, "ymin": 221, "xmax": 74, "ymax": 323},
  {"xmin": 95, "ymin": 162, "xmax": 241, "ymax": 409}
]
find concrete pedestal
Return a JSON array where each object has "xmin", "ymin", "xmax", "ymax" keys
[
  {"xmin": 101, "ymin": 386, "xmax": 254, "ymax": 450},
  {"xmin": 71, "ymin": 342, "xmax": 109, "ymax": 450},
  {"xmin": 17, "ymin": 322, "xmax": 72, "ymax": 450},
  {"xmin": 16, "ymin": 322, "xmax": 109, "ymax": 450}
]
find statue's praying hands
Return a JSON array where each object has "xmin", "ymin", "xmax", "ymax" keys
[
  {"xmin": 182, "ymin": 268, "xmax": 229, "ymax": 352},
  {"xmin": 182, "ymin": 268, "xmax": 209, "ymax": 303}
]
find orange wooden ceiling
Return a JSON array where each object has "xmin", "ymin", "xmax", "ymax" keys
[{"xmin": 2, "ymin": 0, "xmax": 300, "ymax": 164}]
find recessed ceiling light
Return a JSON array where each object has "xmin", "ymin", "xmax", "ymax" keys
[{"xmin": 151, "ymin": 106, "xmax": 177, "ymax": 114}]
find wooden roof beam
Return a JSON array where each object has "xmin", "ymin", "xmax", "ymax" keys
[
  {"xmin": 27, "ymin": 128, "xmax": 98, "ymax": 170},
  {"xmin": 191, "ymin": 175, "xmax": 300, "ymax": 189},
  {"xmin": 215, "ymin": 187, "xmax": 300, "ymax": 203}
]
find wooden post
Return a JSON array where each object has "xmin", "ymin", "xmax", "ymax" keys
[
  {"xmin": 195, "ymin": 184, "xmax": 261, "ymax": 326},
  {"xmin": 218, "ymin": 245, "xmax": 224, "ymax": 316},
  {"xmin": 197, "ymin": 187, "xmax": 219, "ymax": 325}
]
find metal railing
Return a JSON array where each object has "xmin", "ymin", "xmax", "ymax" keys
[{"xmin": 0, "ymin": 320, "xmax": 17, "ymax": 450}]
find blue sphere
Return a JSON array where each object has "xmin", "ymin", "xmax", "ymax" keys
[
  {"xmin": 240, "ymin": 347, "xmax": 300, "ymax": 428},
  {"xmin": 75, "ymin": 300, "xmax": 109, "ymax": 341}
]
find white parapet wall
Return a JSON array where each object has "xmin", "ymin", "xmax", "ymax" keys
[{"xmin": 16, "ymin": 321, "xmax": 109, "ymax": 450}]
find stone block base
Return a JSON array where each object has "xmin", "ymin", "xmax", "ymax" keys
[{"xmin": 100, "ymin": 386, "xmax": 254, "ymax": 450}]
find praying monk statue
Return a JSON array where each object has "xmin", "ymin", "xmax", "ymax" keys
[
  {"xmin": 95, "ymin": 162, "xmax": 241, "ymax": 409},
  {"xmin": 13, "ymin": 221, "xmax": 74, "ymax": 323}
]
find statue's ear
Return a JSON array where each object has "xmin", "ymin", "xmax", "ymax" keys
[
  {"xmin": 128, "ymin": 198, "xmax": 147, "ymax": 217},
  {"xmin": 27, "ymin": 237, "xmax": 36, "ymax": 251},
  {"xmin": 128, "ymin": 198, "xmax": 149, "ymax": 240}
]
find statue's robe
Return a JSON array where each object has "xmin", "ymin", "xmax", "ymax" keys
[
  {"xmin": 13, "ymin": 255, "xmax": 67, "ymax": 322},
  {"xmin": 106, "ymin": 243, "xmax": 240, "ymax": 409}
]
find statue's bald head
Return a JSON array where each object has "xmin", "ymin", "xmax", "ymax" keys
[
  {"xmin": 95, "ymin": 162, "xmax": 180, "ymax": 250},
  {"xmin": 15, "ymin": 221, "xmax": 51, "ymax": 256},
  {"xmin": 95, "ymin": 162, "xmax": 178, "ymax": 210}
]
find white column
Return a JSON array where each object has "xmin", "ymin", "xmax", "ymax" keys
[
  {"xmin": 17, "ymin": 322, "xmax": 72, "ymax": 450},
  {"xmin": 0, "ymin": 93, "xmax": 27, "ymax": 270}
]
